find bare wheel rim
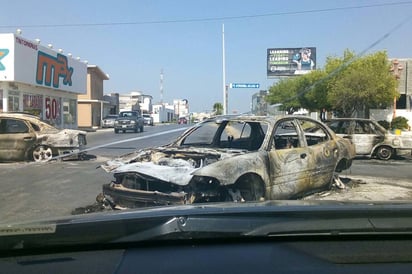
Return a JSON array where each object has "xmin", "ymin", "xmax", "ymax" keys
[
  {"xmin": 33, "ymin": 146, "xmax": 53, "ymax": 162},
  {"xmin": 377, "ymin": 146, "xmax": 392, "ymax": 160}
]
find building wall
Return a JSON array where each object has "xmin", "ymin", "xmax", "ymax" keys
[
  {"xmin": 391, "ymin": 59, "xmax": 412, "ymax": 111},
  {"xmin": 77, "ymin": 66, "xmax": 109, "ymax": 128},
  {"xmin": 78, "ymin": 103, "xmax": 92, "ymax": 127}
]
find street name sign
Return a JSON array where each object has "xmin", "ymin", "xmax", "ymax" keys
[{"xmin": 230, "ymin": 83, "xmax": 260, "ymax": 88}]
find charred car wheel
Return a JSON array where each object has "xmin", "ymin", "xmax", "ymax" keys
[
  {"xmin": 32, "ymin": 145, "xmax": 53, "ymax": 162},
  {"xmin": 231, "ymin": 174, "xmax": 265, "ymax": 202},
  {"xmin": 376, "ymin": 146, "xmax": 393, "ymax": 160}
]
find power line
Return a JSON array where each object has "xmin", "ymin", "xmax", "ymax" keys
[
  {"xmin": 1, "ymin": 1, "xmax": 412, "ymax": 29},
  {"xmin": 280, "ymin": 14, "xmax": 412, "ymax": 105}
]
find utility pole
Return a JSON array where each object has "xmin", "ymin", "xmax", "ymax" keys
[
  {"xmin": 222, "ymin": 24, "xmax": 227, "ymax": 115},
  {"xmin": 160, "ymin": 68, "xmax": 164, "ymax": 105}
]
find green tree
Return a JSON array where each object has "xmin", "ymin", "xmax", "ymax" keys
[
  {"xmin": 266, "ymin": 78, "xmax": 301, "ymax": 113},
  {"xmin": 266, "ymin": 49, "xmax": 399, "ymax": 118},
  {"xmin": 326, "ymin": 50, "xmax": 398, "ymax": 117},
  {"xmin": 213, "ymin": 102, "xmax": 223, "ymax": 115}
]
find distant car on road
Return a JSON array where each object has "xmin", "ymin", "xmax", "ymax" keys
[
  {"xmin": 114, "ymin": 111, "xmax": 144, "ymax": 133},
  {"xmin": 326, "ymin": 118, "xmax": 412, "ymax": 160},
  {"xmin": 101, "ymin": 114, "xmax": 118, "ymax": 128},
  {"xmin": 142, "ymin": 114, "xmax": 154, "ymax": 126},
  {"xmin": 0, "ymin": 112, "xmax": 87, "ymax": 162},
  {"xmin": 178, "ymin": 117, "xmax": 187, "ymax": 124}
]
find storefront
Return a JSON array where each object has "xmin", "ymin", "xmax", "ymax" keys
[{"xmin": 0, "ymin": 33, "xmax": 87, "ymax": 128}]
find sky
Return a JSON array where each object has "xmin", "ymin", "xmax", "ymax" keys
[{"xmin": 1, "ymin": 0, "xmax": 412, "ymax": 113}]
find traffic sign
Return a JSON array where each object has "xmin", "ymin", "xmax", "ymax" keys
[{"xmin": 230, "ymin": 83, "xmax": 260, "ymax": 88}]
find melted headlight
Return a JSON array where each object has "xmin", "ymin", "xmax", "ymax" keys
[{"xmin": 393, "ymin": 138, "xmax": 400, "ymax": 146}]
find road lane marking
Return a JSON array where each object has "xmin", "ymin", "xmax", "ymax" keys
[{"xmin": 54, "ymin": 127, "xmax": 190, "ymax": 160}]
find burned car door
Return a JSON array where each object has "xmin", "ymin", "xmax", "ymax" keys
[
  {"xmin": 297, "ymin": 118, "xmax": 337, "ymax": 190},
  {"xmin": 0, "ymin": 118, "xmax": 36, "ymax": 161},
  {"xmin": 351, "ymin": 120, "xmax": 383, "ymax": 155},
  {"xmin": 268, "ymin": 118, "xmax": 312, "ymax": 199}
]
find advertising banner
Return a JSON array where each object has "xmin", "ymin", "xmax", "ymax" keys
[
  {"xmin": 0, "ymin": 33, "xmax": 87, "ymax": 94},
  {"xmin": 267, "ymin": 47, "xmax": 316, "ymax": 77}
]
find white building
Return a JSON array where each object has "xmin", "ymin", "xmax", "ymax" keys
[
  {"xmin": 152, "ymin": 103, "xmax": 175, "ymax": 123},
  {"xmin": 173, "ymin": 99, "xmax": 189, "ymax": 118},
  {"xmin": 0, "ymin": 32, "xmax": 87, "ymax": 128},
  {"xmin": 118, "ymin": 91, "xmax": 153, "ymax": 114}
]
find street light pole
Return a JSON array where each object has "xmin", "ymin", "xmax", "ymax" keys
[{"xmin": 222, "ymin": 24, "xmax": 227, "ymax": 115}]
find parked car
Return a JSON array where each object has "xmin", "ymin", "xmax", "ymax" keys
[
  {"xmin": 142, "ymin": 113, "xmax": 154, "ymax": 126},
  {"xmin": 326, "ymin": 118, "xmax": 412, "ymax": 160},
  {"xmin": 98, "ymin": 115, "xmax": 355, "ymax": 209},
  {"xmin": 114, "ymin": 111, "xmax": 144, "ymax": 133},
  {"xmin": 101, "ymin": 114, "xmax": 118, "ymax": 128},
  {"xmin": 0, "ymin": 112, "xmax": 87, "ymax": 162}
]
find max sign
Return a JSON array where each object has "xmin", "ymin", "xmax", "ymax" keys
[{"xmin": 36, "ymin": 51, "xmax": 73, "ymax": 88}]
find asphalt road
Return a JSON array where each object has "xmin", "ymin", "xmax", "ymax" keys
[{"xmin": 0, "ymin": 124, "xmax": 411, "ymax": 225}]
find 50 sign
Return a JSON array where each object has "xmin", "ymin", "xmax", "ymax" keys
[{"xmin": 45, "ymin": 97, "xmax": 60, "ymax": 120}]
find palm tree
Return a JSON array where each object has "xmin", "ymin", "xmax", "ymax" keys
[{"xmin": 213, "ymin": 102, "xmax": 223, "ymax": 115}]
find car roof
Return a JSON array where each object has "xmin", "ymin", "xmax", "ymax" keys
[
  {"xmin": 0, "ymin": 112, "xmax": 42, "ymax": 121},
  {"xmin": 327, "ymin": 118, "xmax": 376, "ymax": 122},
  {"xmin": 203, "ymin": 114, "xmax": 316, "ymax": 124}
]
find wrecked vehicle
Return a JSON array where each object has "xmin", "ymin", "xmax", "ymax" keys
[
  {"xmin": 326, "ymin": 118, "xmax": 412, "ymax": 160},
  {"xmin": 99, "ymin": 115, "xmax": 356, "ymax": 208},
  {"xmin": 0, "ymin": 112, "xmax": 87, "ymax": 162}
]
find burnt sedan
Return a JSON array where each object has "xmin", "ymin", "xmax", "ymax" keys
[
  {"xmin": 326, "ymin": 118, "xmax": 412, "ymax": 160},
  {"xmin": 0, "ymin": 113, "xmax": 87, "ymax": 162},
  {"xmin": 99, "ymin": 115, "xmax": 355, "ymax": 208}
]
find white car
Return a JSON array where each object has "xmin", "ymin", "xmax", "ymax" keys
[
  {"xmin": 326, "ymin": 118, "xmax": 412, "ymax": 160},
  {"xmin": 143, "ymin": 114, "xmax": 154, "ymax": 126}
]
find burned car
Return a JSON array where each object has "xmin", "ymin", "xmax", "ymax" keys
[
  {"xmin": 99, "ymin": 115, "xmax": 355, "ymax": 208},
  {"xmin": 0, "ymin": 113, "xmax": 87, "ymax": 162},
  {"xmin": 326, "ymin": 118, "xmax": 412, "ymax": 160}
]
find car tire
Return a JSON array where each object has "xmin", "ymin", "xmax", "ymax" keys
[
  {"xmin": 231, "ymin": 174, "xmax": 265, "ymax": 202},
  {"xmin": 376, "ymin": 146, "xmax": 393, "ymax": 160},
  {"xmin": 32, "ymin": 145, "xmax": 53, "ymax": 162},
  {"xmin": 114, "ymin": 129, "xmax": 119, "ymax": 134}
]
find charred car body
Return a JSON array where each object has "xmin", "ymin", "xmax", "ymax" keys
[
  {"xmin": 99, "ymin": 115, "xmax": 355, "ymax": 208},
  {"xmin": 326, "ymin": 118, "xmax": 412, "ymax": 160},
  {"xmin": 0, "ymin": 113, "xmax": 87, "ymax": 162}
]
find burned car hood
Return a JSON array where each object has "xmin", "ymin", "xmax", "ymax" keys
[{"xmin": 101, "ymin": 146, "xmax": 248, "ymax": 186}]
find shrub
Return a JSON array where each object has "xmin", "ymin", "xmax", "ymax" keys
[{"xmin": 391, "ymin": 116, "xmax": 409, "ymax": 130}]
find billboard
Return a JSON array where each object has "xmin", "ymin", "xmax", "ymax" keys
[
  {"xmin": 267, "ymin": 47, "xmax": 316, "ymax": 77},
  {"xmin": 0, "ymin": 33, "xmax": 87, "ymax": 94}
]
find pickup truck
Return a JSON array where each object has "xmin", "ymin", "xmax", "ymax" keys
[{"xmin": 114, "ymin": 111, "xmax": 144, "ymax": 133}]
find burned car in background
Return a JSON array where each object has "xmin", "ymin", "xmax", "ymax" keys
[
  {"xmin": 0, "ymin": 113, "xmax": 87, "ymax": 162},
  {"xmin": 326, "ymin": 118, "xmax": 412, "ymax": 160},
  {"xmin": 98, "ymin": 115, "xmax": 355, "ymax": 209}
]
